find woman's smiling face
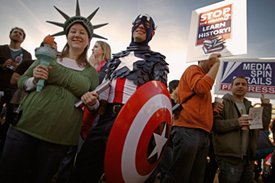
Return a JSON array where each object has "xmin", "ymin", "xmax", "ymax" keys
[{"xmin": 67, "ymin": 23, "xmax": 89, "ymax": 51}]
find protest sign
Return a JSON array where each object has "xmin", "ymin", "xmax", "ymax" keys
[
  {"xmin": 249, "ymin": 107, "xmax": 263, "ymax": 130},
  {"xmin": 186, "ymin": 0, "xmax": 247, "ymax": 62},
  {"xmin": 215, "ymin": 58, "xmax": 275, "ymax": 99}
]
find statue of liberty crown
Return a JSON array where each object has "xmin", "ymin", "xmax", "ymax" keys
[{"xmin": 47, "ymin": 0, "xmax": 107, "ymax": 40}]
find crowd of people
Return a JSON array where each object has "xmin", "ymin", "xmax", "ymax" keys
[{"xmin": 0, "ymin": 1, "xmax": 274, "ymax": 183}]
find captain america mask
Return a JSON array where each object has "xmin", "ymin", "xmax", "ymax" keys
[{"xmin": 131, "ymin": 14, "xmax": 156, "ymax": 45}]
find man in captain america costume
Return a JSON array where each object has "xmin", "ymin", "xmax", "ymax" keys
[{"xmin": 70, "ymin": 14, "xmax": 169, "ymax": 183}]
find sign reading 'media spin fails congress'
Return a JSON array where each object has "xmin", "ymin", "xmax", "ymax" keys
[
  {"xmin": 186, "ymin": 0, "xmax": 247, "ymax": 62},
  {"xmin": 215, "ymin": 58, "xmax": 275, "ymax": 99}
]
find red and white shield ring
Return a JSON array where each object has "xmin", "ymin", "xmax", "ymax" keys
[{"xmin": 105, "ymin": 81, "xmax": 172, "ymax": 183}]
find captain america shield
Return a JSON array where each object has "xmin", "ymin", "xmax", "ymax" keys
[{"xmin": 104, "ymin": 80, "xmax": 172, "ymax": 183}]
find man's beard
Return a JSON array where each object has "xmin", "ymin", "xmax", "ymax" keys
[{"xmin": 10, "ymin": 36, "xmax": 22, "ymax": 43}]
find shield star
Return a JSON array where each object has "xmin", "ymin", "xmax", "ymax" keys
[
  {"xmin": 148, "ymin": 124, "xmax": 168, "ymax": 159},
  {"xmin": 116, "ymin": 51, "xmax": 143, "ymax": 71}
]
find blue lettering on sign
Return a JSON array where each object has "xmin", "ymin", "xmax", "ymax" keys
[{"xmin": 221, "ymin": 61, "xmax": 274, "ymax": 86}]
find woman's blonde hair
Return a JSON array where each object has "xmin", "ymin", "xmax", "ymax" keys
[{"xmin": 96, "ymin": 40, "xmax": 111, "ymax": 61}]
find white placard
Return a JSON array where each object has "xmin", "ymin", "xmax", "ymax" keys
[
  {"xmin": 186, "ymin": 0, "xmax": 247, "ymax": 62},
  {"xmin": 249, "ymin": 107, "xmax": 263, "ymax": 129},
  {"xmin": 214, "ymin": 57, "xmax": 275, "ymax": 99}
]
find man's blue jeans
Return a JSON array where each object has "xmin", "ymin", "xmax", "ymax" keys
[
  {"xmin": 162, "ymin": 126, "xmax": 210, "ymax": 183},
  {"xmin": 217, "ymin": 158, "xmax": 254, "ymax": 183}
]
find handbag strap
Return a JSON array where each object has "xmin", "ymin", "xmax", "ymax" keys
[
  {"xmin": 172, "ymin": 92, "xmax": 195, "ymax": 113},
  {"xmin": 182, "ymin": 92, "xmax": 195, "ymax": 104}
]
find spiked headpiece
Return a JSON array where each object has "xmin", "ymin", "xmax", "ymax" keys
[{"xmin": 47, "ymin": 0, "xmax": 107, "ymax": 40}]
